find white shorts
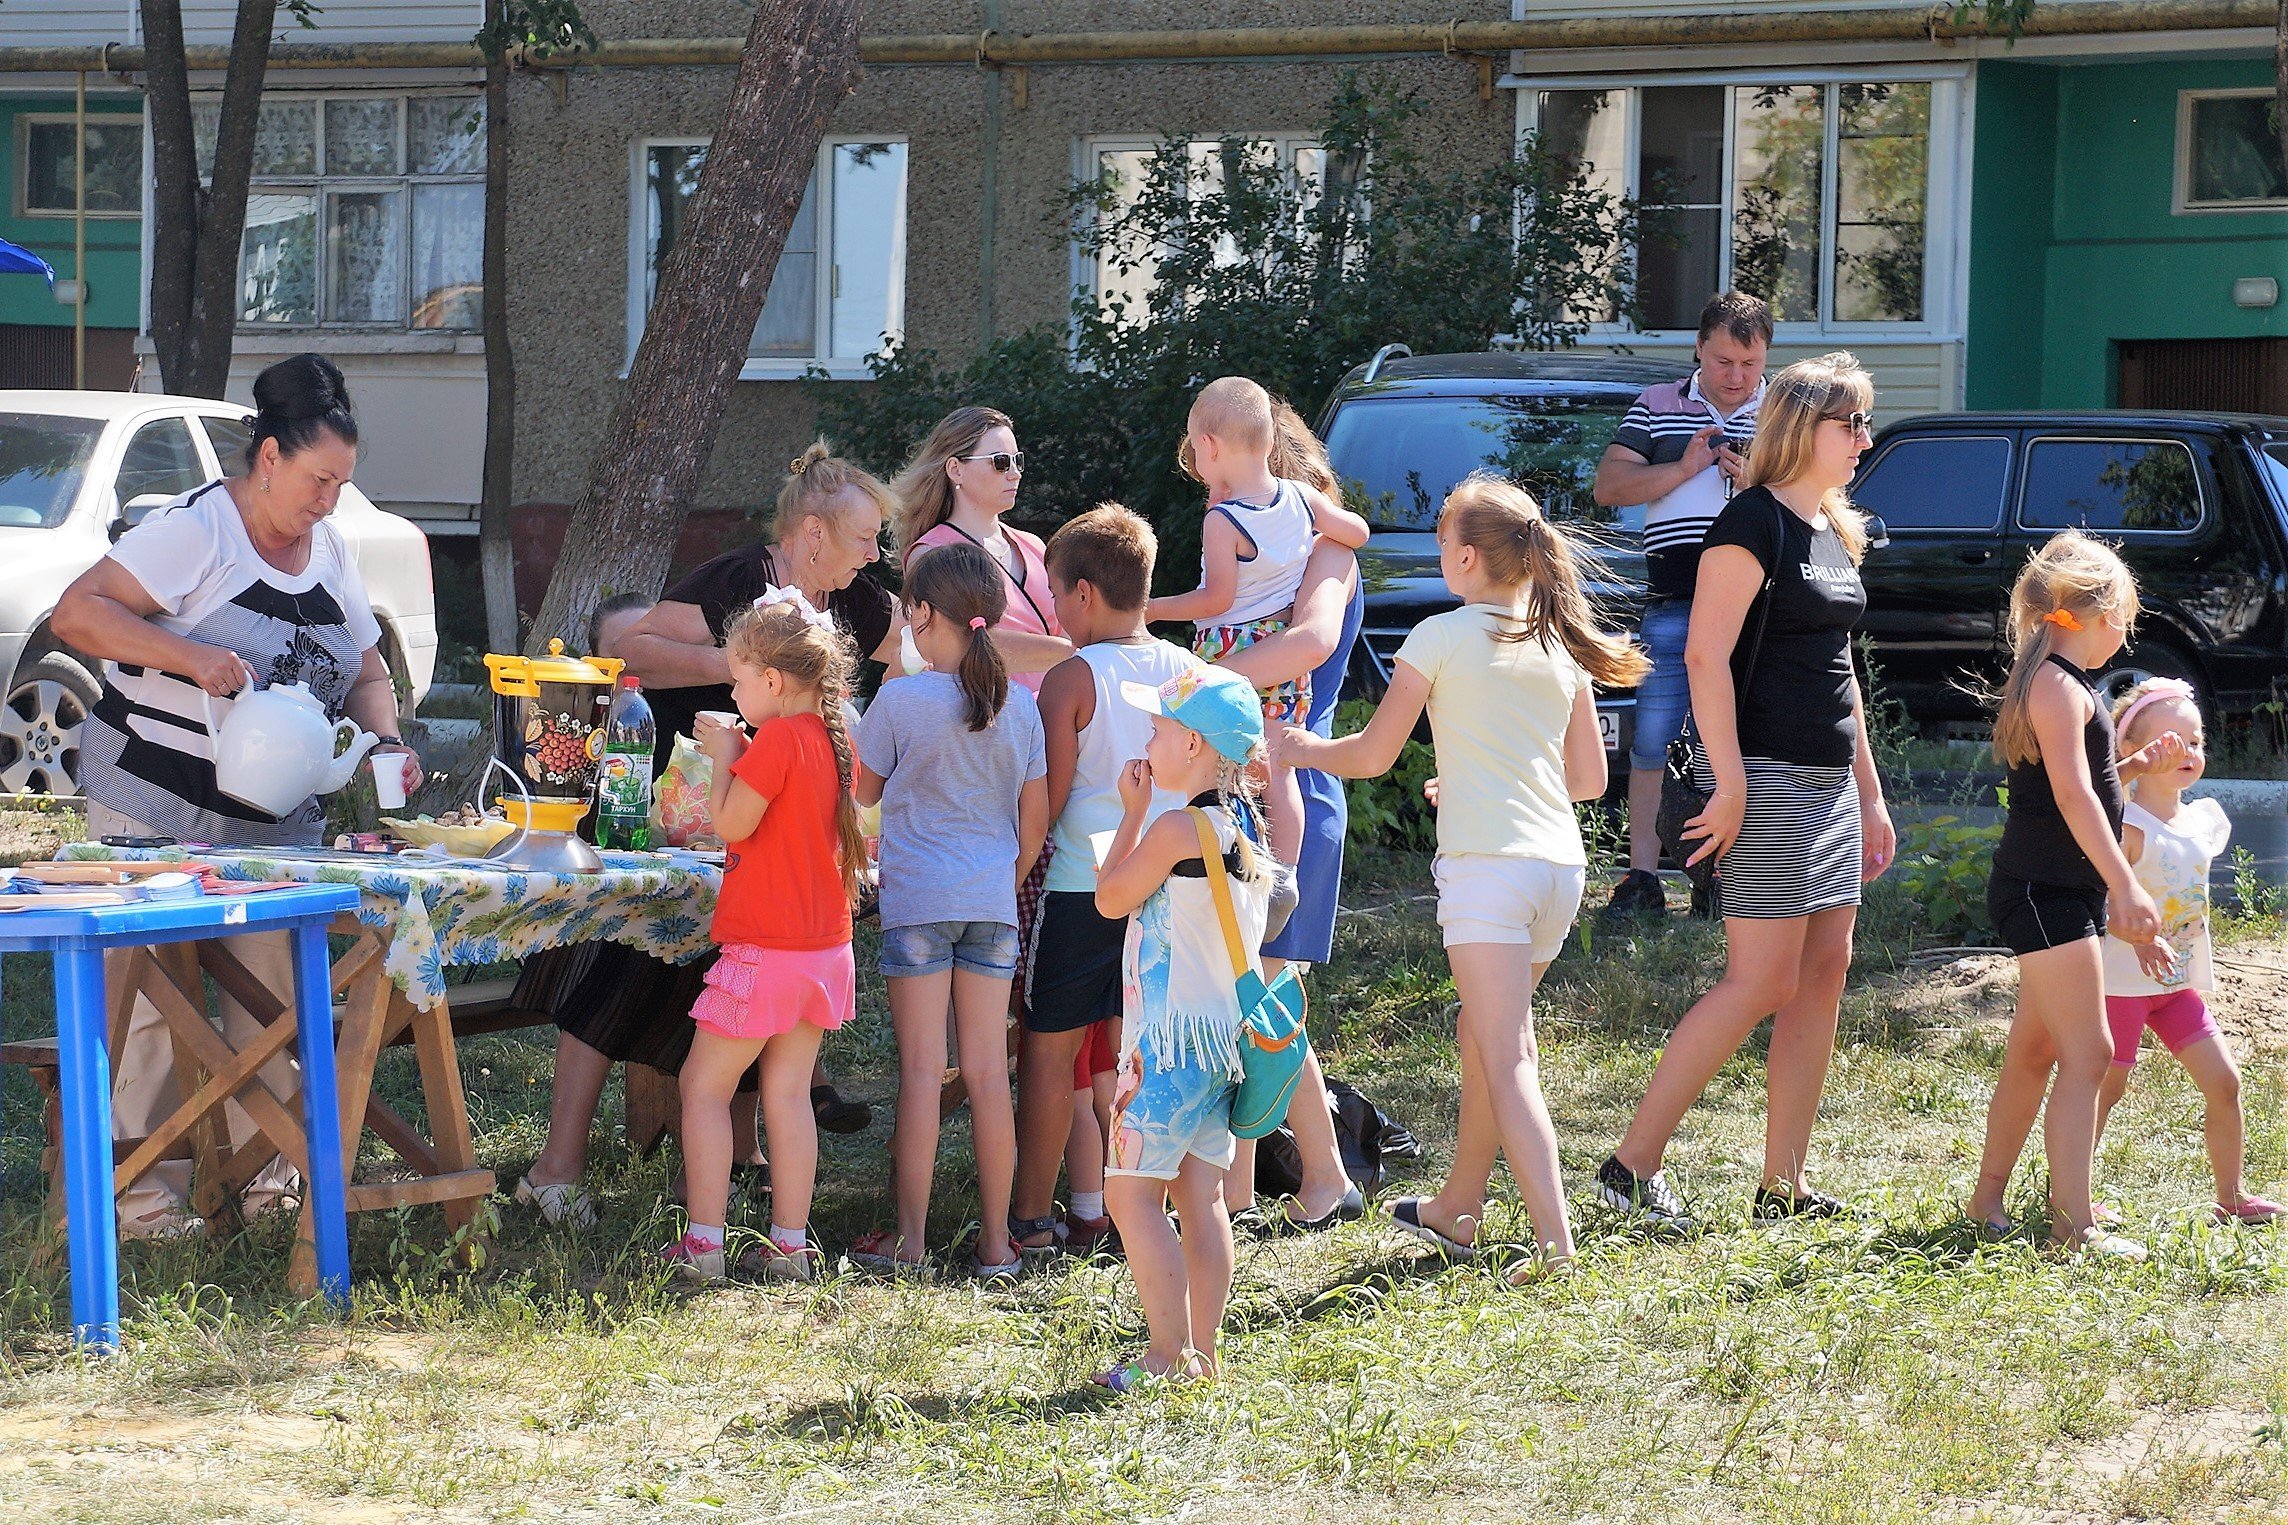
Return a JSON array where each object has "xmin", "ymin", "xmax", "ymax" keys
[{"xmin": 1432, "ymin": 854, "xmax": 1586, "ymax": 957}]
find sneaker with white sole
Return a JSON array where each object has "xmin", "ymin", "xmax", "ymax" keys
[
  {"xmin": 660, "ymin": 1232, "xmax": 726, "ymax": 1283},
  {"xmin": 2072, "ymin": 1226, "xmax": 2148, "ymax": 1262},
  {"xmin": 515, "ymin": 1174, "xmax": 597, "ymax": 1228},
  {"xmin": 739, "ymin": 1239, "xmax": 823, "ymax": 1283},
  {"xmin": 1596, "ymin": 1154, "xmax": 1696, "ymax": 1236}
]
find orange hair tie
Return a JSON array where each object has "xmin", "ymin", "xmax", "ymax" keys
[{"xmin": 2043, "ymin": 608, "xmax": 2084, "ymax": 633}]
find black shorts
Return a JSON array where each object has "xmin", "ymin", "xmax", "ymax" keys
[
  {"xmin": 1987, "ymin": 874, "xmax": 2106, "ymax": 957},
  {"xmin": 1022, "ymin": 890, "xmax": 1127, "ymax": 1034}
]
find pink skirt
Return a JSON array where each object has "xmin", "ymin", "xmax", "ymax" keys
[{"xmin": 690, "ymin": 942, "xmax": 856, "ymax": 1041}]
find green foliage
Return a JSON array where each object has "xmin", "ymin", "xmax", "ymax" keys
[
  {"xmin": 1952, "ymin": 0, "xmax": 2039, "ymax": 37},
  {"xmin": 1893, "ymin": 811, "xmax": 2004, "ymax": 941},
  {"xmin": 1332, "ymin": 699, "xmax": 1438, "ymax": 853},
  {"xmin": 812, "ymin": 72, "xmax": 1637, "ymax": 586},
  {"xmin": 475, "ymin": 0, "xmax": 596, "ymax": 63}
]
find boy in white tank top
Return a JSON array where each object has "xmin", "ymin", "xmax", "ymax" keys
[
  {"xmin": 1149, "ymin": 376, "xmax": 1369, "ymax": 868},
  {"xmin": 1008, "ymin": 506, "xmax": 1197, "ymax": 1256}
]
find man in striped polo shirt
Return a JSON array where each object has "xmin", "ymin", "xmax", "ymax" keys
[{"xmin": 1594, "ymin": 291, "xmax": 1771, "ymax": 923}]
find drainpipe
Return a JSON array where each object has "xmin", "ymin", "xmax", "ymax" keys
[
  {"xmin": 0, "ymin": 1, "xmax": 2270, "ymax": 74},
  {"xmin": 979, "ymin": 0, "xmax": 999, "ymax": 349},
  {"xmin": 73, "ymin": 69, "xmax": 86, "ymax": 388}
]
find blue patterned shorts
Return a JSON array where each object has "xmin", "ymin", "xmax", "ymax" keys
[{"xmin": 1107, "ymin": 1046, "xmax": 1237, "ymax": 1181}]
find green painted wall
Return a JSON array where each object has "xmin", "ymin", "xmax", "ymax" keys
[
  {"xmin": 1967, "ymin": 57, "xmax": 2288, "ymax": 409},
  {"xmin": 0, "ymin": 94, "xmax": 143, "ymax": 330},
  {"xmin": 1965, "ymin": 61, "xmax": 2058, "ymax": 410}
]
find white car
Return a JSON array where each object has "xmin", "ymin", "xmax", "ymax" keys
[{"xmin": 0, "ymin": 390, "xmax": 437, "ymax": 796}]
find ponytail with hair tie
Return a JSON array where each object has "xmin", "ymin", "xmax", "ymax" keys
[
  {"xmin": 903, "ymin": 541, "xmax": 1010, "ymax": 731},
  {"xmin": 969, "ymin": 616, "xmax": 988, "ymax": 630}
]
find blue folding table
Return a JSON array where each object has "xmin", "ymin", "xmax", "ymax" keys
[{"xmin": 1, "ymin": 883, "xmax": 361, "ymax": 1349}]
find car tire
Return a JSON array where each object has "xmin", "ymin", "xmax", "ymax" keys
[
  {"xmin": 1, "ymin": 648, "xmax": 100, "ymax": 797},
  {"xmin": 2095, "ymin": 636, "xmax": 2213, "ymax": 729}
]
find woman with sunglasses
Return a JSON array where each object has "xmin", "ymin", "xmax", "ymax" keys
[
  {"xmin": 892, "ymin": 409, "xmax": 1072, "ymax": 687},
  {"xmin": 1593, "ymin": 352, "xmax": 1895, "ymax": 1235}
]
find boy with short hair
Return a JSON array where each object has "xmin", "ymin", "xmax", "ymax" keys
[
  {"xmin": 1150, "ymin": 376, "xmax": 1368, "ymax": 866},
  {"xmin": 1009, "ymin": 504, "xmax": 1199, "ymax": 1255}
]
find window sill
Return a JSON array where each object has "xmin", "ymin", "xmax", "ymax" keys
[
  {"xmin": 741, "ymin": 358, "xmax": 875, "ymax": 382},
  {"xmin": 135, "ymin": 330, "xmax": 484, "ymax": 356}
]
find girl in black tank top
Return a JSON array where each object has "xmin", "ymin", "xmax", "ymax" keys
[
  {"xmin": 1972, "ymin": 530, "xmax": 2168, "ymax": 1260},
  {"xmin": 1991, "ymin": 654, "xmax": 2123, "ymax": 892}
]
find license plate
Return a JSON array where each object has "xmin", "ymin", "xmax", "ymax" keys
[{"xmin": 1597, "ymin": 710, "xmax": 1620, "ymax": 748}]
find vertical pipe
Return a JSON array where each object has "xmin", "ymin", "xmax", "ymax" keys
[
  {"xmin": 978, "ymin": 0, "xmax": 999, "ymax": 347},
  {"xmin": 290, "ymin": 918, "xmax": 352, "ymax": 1307},
  {"xmin": 53, "ymin": 945, "xmax": 119, "ymax": 1349},
  {"xmin": 74, "ymin": 70, "xmax": 88, "ymax": 389}
]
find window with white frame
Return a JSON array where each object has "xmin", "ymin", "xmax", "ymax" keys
[
  {"xmin": 191, "ymin": 93, "xmax": 484, "ymax": 330},
  {"xmin": 1078, "ymin": 134, "xmax": 1329, "ymax": 324},
  {"xmin": 1531, "ymin": 80, "xmax": 1938, "ymax": 331},
  {"xmin": 630, "ymin": 138, "xmax": 908, "ymax": 378},
  {"xmin": 2177, "ymin": 90, "xmax": 2287, "ymax": 211},
  {"xmin": 20, "ymin": 115, "xmax": 144, "ymax": 216}
]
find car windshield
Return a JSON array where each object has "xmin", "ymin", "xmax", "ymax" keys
[
  {"xmin": 0, "ymin": 413, "xmax": 103, "ymax": 529},
  {"xmin": 1322, "ymin": 393, "xmax": 1639, "ymax": 532},
  {"xmin": 2263, "ymin": 442, "xmax": 2288, "ymax": 511}
]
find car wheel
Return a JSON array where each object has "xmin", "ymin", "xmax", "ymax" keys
[
  {"xmin": 1, "ymin": 649, "xmax": 99, "ymax": 796},
  {"xmin": 2095, "ymin": 637, "xmax": 2213, "ymax": 728}
]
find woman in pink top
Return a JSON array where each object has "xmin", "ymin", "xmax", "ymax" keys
[{"xmin": 892, "ymin": 407, "xmax": 1072, "ymax": 690}]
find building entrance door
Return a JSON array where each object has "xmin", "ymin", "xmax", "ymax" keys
[{"xmin": 2117, "ymin": 337, "xmax": 2288, "ymax": 415}]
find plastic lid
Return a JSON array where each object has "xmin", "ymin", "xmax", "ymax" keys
[
  {"xmin": 620, "ymin": 675, "xmax": 641, "ymax": 688},
  {"xmin": 484, "ymin": 638, "xmax": 625, "ymax": 695}
]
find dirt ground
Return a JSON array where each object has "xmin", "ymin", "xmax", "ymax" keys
[{"xmin": 1896, "ymin": 940, "xmax": 2288, "ymax": 1052}]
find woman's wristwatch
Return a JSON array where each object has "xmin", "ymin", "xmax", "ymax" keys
[{"xmin": 372, "ymin": 735, "xmax": 409, "ymax": 751}]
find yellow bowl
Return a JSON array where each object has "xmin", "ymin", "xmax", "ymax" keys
[{"xmin": 382, "ymin": 816, "xmax": 518, "ymax": 857}]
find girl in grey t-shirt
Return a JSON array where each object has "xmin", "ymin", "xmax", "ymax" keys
[{"xmin": 851, "ymin": 543, "xmax": 1048, "ymax": 1277}]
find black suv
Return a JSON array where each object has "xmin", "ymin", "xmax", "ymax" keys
[
  {"xmin": 1317, "ymin": 349, "xmax": 1688, "ymax": 760},
  {"xmin": 1848, "ymin": 410, "xmax": 2288, "ymax": 724}
]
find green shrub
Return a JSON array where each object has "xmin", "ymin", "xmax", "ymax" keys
[
  {"xmin": 811, "ymin": 72, "xmax": 1637, "ymax": 590},
  {"xmin": 1892, "ymin": 811, "xmax": 2003, "ymax": 941},
  {"xmin": 1332, "ymin": 699, "xmax": 1438, "ymax": 852}
]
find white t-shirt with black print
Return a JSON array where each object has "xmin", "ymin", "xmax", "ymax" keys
[{"xmin": 81, "ymin": 480, "xmax": 383, "ymax": 845}]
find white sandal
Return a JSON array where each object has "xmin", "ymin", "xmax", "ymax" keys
[{"xmin": 515, "ymin": 1175, "xmax": 597, "ymax": 1228}]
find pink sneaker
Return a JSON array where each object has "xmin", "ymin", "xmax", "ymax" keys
[
  {"xmin": 660, "ymin": 1232, "xmax": 726, "ymax": 1283},
  {"xmin": 2214, "ymin": 1196, "xmax": 2282, "ymax": 1227}
]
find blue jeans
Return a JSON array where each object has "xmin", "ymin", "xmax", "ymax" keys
[
  {"xmin": 1629, "ymin": 599, "xmax": 1694, "ymax": 772},
  {"xmin": 879, "ymin": 920, "xmax": 1020, "ymax": 980}
]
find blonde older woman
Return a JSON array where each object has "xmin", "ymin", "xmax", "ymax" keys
[{"xmin": 1594, "ymin": 352, "xmax": 1895, "ymax": 1235}]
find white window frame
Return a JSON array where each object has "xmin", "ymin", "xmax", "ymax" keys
[
  {"xmin": 17, "ymin": 112, "xmax": 146, "ymax": 219},
  {"xmin": 181, "ymin": 89, "xmax": 486, "ymax": 333},
  {"xmin": 625, "ymin": 134, "xmax": 910, "ymax": 382},
  {"xmin": 1069, "ymin": 132, "xmax": 1330, "ymax": 327},
  {"xmin": 1512, "ymin": 66, "xmax": 1967, "ymax": 342},
  {"xmin": 2174, "ymin": 88, "xmax": 2288, "ymax": 214}
]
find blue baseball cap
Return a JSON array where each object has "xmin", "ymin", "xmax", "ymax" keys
[{"xmin": 1120, "ymin": 664, "xmax": 1264, "ymax": 765}]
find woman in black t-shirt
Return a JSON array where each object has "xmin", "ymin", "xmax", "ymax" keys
[
  {"xmin": 1595, "ymin": 353, "xmax": 1897, "ymax": 1234},
  {"xmin": 511, "ymin": 444, "xmax": 900, "ymax": 1226}
]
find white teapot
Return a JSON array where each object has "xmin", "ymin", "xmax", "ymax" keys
[{"xmin": 205, "ymin": 681, "xmax": 380, "ymax": 818}]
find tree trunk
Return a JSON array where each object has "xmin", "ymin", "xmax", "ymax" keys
[
  {"xmin": 478, "ymin": 6, "xmax": 521, "ymax": 654},
  {"xmin": 523, "ymin": 0, "xmax": 862, "ymax": 654},
  {"xmin": 141, "ymin": 0, "xmax": 281, "ymax": 398}
]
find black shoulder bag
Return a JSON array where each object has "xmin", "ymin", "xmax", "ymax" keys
[{"xmin": 1653, "ymin": 493, "xmax": 1786, "ymax": 901}]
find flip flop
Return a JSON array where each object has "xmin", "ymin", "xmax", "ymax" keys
[
  {"xmin": 1386, "ymin": 1197, "xmax": 1476, "ymax": 1261},
  {"xmin": 1273, "ymin": 1186, "xmax": 1366, "ymax": 1235}
]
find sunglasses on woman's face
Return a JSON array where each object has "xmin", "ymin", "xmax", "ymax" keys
[
  {"xmin": 958, "ymin": 450, "xmax": 1025, "ymax": 475},
  {"xmin": 1826, "ymin": 411, "xmax": 1875, "ymax": 435}
]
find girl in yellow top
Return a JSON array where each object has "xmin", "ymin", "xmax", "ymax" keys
[{"xmin": 1280, "ymin": 474, "xmax": 1646, "ymax": 1281}]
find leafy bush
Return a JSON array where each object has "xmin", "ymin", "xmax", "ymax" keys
[
  {"xmin": 812, "ymin": 72, "xmax": 1636, "ymax": 589},
  {"xmin": 1892, "ymin": 811, "xmax": 2003, "ymax": 941},
  {"xmin": 1332, "ymin": 699, "xmax": 1438, "ymax": 852}
]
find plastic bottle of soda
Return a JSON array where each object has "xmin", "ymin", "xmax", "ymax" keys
[{"xmin": 596, "ymin": 676, "xmax": 656, "ymax": 850}]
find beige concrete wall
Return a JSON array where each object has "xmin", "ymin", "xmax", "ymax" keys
[
  {"xmin": 1564, "ymin": 336, "xmax": 1963, "ymax": 422},
  {"xmin": 505, "ymin": 2, "xmax": 1518, "ymax": 522}
]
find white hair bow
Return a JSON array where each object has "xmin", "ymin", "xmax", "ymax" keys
[{"xmin": 753, "ymin": 583, "xmax": 837, "ymax": 633}]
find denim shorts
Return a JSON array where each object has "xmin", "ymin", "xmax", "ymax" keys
[
  {"xmin": 1629, "ymin": 599, "xmax": 1694, "ymax": 771},
  {"xmin": 879, "ymin": 919, "xmax": 1020, "ymax": 980}
]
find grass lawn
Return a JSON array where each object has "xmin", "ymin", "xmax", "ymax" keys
[{"xmin": 1, "ymin": 812, "xmax": 2284, "ymax": 1522}]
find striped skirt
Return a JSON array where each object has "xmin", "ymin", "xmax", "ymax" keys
[{"xmin": 1692, "ymin": 753, "xmax": 1862, "ymax": 920}]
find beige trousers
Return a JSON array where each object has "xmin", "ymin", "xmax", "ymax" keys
[{"xmin": 85, "ymin": 800, "xmax": 302, "ymax": 1229}]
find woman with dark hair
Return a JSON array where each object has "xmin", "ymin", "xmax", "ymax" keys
[{"xmin": 53, "ymin": 352, "xmax": 421, "ymax": 1236}]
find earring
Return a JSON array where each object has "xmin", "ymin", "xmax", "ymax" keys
[{"xmin": 262, "ymin": 476, "xmax": 272, "ymax": 492}]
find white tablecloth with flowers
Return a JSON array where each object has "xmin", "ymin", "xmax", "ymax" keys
[{"xmin": 61, "ymin": 843, "xmax": 719, "ymax": 1009}]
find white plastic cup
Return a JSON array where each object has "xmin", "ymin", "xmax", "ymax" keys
[
  {"xmin": 696, "ymin": 709, "xmax": 741, "ymax": 730},
  {"xmin": 370, "ymin": 752, "xmax": 410, "ymax": 811}
]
